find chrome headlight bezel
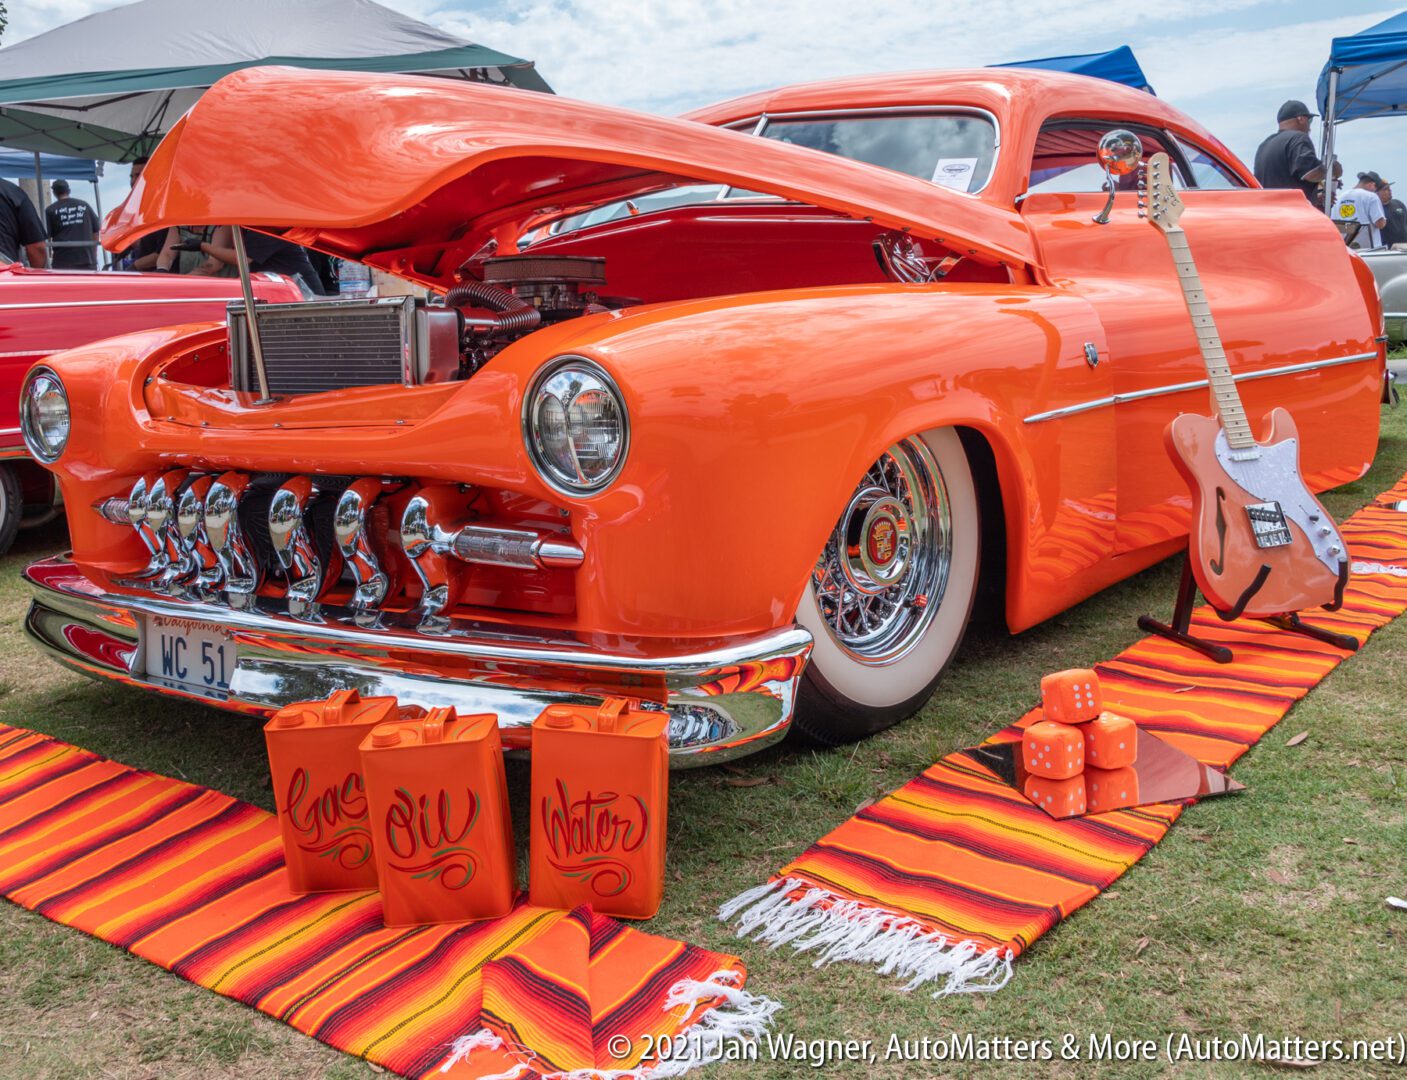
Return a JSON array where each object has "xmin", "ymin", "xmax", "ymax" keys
[
  {"xmin": 521, "ymin": 355, "xmax": 630, "ymax": 497},
  {"xmin": 20, "ymin": 366, "xmax": 71, "ymax": 464}
]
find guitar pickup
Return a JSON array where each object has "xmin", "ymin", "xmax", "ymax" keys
[{"xmin": 1245, "ymin": 501, "xmax": 1293, "ymax": 549}]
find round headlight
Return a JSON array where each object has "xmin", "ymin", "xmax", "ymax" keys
[
  {"xmin": 20, "ymin": 367, "xmax": 70, "ymax": 463},
  {"xmin": 523, "ymin": 357, "xmax": 629, "ymax": 495}
]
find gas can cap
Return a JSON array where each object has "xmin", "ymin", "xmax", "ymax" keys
[
  {"xmin": 272, "ymin": 708, "xmax": 308, "ymax": 728},
  {"xmin": 544, "ymin": 706, "xmax": 576, "ymax": 729},
  {"xmin": 369, "ymin": 725, "xmax": 402, "ymax": 748}
]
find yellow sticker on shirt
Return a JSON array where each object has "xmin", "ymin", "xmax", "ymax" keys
[{"xmin": 1339, "ymin": 204, "xmax": 1357, "ymax": 219}]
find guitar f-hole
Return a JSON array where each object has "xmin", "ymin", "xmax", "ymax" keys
[{"xmin": 1210, "ymin": 488, "xmax": 1228, "ymax": 575}]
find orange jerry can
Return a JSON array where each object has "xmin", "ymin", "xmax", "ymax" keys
[
  {"xmin": 359, "ymin": 707, "xmax": 516, "ymax": 926},
  {"xmin": 264, "ymin": 688, "xmax": 408, "ymax": 894},
  {"xmin": 529, "ymin": 696, "xmax": 669, "ymax": 920}
]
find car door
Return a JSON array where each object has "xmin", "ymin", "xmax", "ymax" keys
[{"xmin": 1019, "ymin": 120, "xmax": 1210, "ymax": 554}]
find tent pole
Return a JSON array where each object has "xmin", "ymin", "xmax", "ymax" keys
[
  {"xmin": 232, "ymin": 226, "xmax": 274, "ymax": 404},
  {"xmin": 1323, "ymin": 69, "xmax": 1339, "ymax": 215},
  {"xmin": 93, "ymin": 180, "xmax": 104, "ymax": 269},
  {"xmin": 32, "ymin": 153, "xmax": 47, "ymax": 268}
]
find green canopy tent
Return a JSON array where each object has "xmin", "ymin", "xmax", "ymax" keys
[{"xmin": 0, "ymin": 0, "xmax": 551, "ymax": 163}]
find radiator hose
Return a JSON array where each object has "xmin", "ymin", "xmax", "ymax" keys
[{"xmin": 443, "ymin": 281, "xmax": 541, "ymax": 334}]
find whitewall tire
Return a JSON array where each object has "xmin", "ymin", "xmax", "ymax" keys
[{"xmin": 793, "ymin": 428, "xmax": 980, "ymax": 744}]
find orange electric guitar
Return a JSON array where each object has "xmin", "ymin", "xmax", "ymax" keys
[{"xmin": 1142, "ymin": 152, "xmax": 1349, "ymax": 622}]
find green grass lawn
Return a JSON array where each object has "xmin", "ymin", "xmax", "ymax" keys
[{"xmin": 0, "ymin": 406, "xmax": 1403, "ymax": 1078}]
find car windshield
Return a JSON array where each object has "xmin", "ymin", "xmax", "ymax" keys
[
  {"xmin": 535, "ymin": 110, "xmax": 997, "ymax": 242},
  {"xmin": 757, "ymin": 113, "xmax": 997, "ymax": 193}
]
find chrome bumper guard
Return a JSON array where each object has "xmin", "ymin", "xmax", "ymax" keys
[{"xmin": 24, "ymin": 557, "xmax": 811, "ymax": 768}]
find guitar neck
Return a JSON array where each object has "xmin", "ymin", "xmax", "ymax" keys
[{"xmin": 1163, "ymin": 227, "xmax": 1254, "ymax": 449}]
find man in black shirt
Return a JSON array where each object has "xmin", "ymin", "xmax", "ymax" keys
[
  {"xmin": 45, "ymin": 180, "xmax": 100, "ymax": 270},
  {"xmin": 1380, "ymin": 183, "xmax": 1407, "ymax": 246},
  {"xmin": 1253, "ymin": 100, "xmax": 1340, "ymax": 208},
  {"xmin": 0, "ymin": 178, "xmax": 48, "ymax": 267}
]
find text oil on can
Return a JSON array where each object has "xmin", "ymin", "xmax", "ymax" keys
[
  {"xmin": 264, "ymin": 688, "xmax": 408, "ymax": 894},
  {"xmin": 529, "ymin": 697, "xmax": 669, "ymax": 920},
  {"xmin": 359, "ymin": 706, "xmax": 516, "ymax": 926}
]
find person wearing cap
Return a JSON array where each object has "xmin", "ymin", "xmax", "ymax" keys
[
  {"xmin": 1378, "ymin": 183, "xmax": 1407, "ymax": 247},
  {"xmin": 1332, "ymin": 172, "xmax": 1389, "ymax": 249},
  {"xmin": 44, "ymin": 179, "xmax": 100, "ymax": 270},
  {"xmin": 1253, "ymin": 100, "xmax": 1340, "ymax": 208}
]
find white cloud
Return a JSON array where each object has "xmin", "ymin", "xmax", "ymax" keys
[
  {"xmin": 418, "ymin": 0, "xmax": 1275, "ymax": 113},
  {"xmin": 2, "ymin": 1, "xmax": 116, "ymax": 45}
]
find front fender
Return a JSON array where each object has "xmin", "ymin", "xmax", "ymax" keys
[{"xmin": 535, "ymin": 283, "xmax": 1113, "ymax": 638}]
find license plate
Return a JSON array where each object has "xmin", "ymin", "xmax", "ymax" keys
[{"xmin": 144, "ymin": 615, "xmax": 235, "ymax": 697}]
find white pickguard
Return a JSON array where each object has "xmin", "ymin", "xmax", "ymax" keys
[{"xmin": 1213, "ymin": 430, "xmax": 1345, "ymax": 576}]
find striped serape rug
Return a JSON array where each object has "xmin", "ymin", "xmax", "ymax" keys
[
  {"xmin": 722, "ymin": 473, "xmax": 1407, "ymax": 997},
  {"xmin": 0, "ymin": 726, "xmax": 778, "ymax": 1079}
]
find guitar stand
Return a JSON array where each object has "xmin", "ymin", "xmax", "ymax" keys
[
  {"xmin": 1259, "ymin": 612, "xmax": 1359, "ymax": 653},
  {"xmin": 1138, "ymin": 557, "xmax": 1233, "ymax": 664},
  {"xmin": 1139, "ymin": 555, "xmax": 1360, "ymax": 664}
]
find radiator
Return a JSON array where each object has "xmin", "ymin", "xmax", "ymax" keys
[{"xmin": 228, "ymin": 296, "xmax": 460, "ymax": 396}]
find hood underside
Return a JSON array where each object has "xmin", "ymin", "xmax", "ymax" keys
[{"xmin": 104, "ymin": 66, "xmax": 1033, "ymax": 289}]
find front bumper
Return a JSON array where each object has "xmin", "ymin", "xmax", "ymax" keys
[{"xmin": 24, "ymin": 556, "xmax": 811, "ymax": 768}]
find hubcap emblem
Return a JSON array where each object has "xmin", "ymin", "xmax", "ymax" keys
[{"xmin": 867, "ymin": 516, "xmax": 898, "ymax": 567}]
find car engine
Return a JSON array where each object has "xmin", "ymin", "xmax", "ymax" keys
[{"xmin": 448, "ymin": 254, "xmax": 612, "ymax": 376}]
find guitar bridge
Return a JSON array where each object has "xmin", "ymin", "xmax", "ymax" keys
[{"xmin": 1245, "ymin": 501, "xmax": 1293, "ymax": 549}]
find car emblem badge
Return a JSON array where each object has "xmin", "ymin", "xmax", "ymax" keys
[{"xmin": 867, "ymin": 517, "xmax": 897, "ymax": 566}]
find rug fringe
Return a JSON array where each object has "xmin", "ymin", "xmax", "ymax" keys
[
  {"xmin": 718, "ymin": 879, "xmax": 1013, "ymax": 997},
  {"xmin": 442, "ymin": 969, "xmax": 781, "ymax": 1080},
  {"xmin": 1353, "ymin": 560, "xmax": 1407, "ymax": 577},
  {"xmin": 439, "ymin": 1029, "xmax": 531, "ymax": 1078}
]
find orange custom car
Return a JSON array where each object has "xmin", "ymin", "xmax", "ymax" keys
[{"xmin": 20, "ymin": 66, "xmax": 1383, "ymax": 763}]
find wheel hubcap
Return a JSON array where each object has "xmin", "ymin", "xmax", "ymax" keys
[{"xmin": 812, "ymin": 438, "xmax": 952, "ymax": 663}]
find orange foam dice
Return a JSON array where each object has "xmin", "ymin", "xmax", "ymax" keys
[
  {"xmin": 1022, "ymin": 720, "xmax": 1085, "ymax": 780},
  {"xmin": 1083, "ymin": 711, "xmax": 1137, "ymax": 769},
  {"xmin": 1024, "ymin": 774, "xmax": 1087, "ymax": 816},
  {"xmin": 1040, "ymin": 668, "xmax": 1102, "ymax": 725},
  {"xmin": 1084, "ymin": 766, "xmax": 1140, "ymax": 814}
]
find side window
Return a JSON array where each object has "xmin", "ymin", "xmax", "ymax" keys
[
  {"xmin": 1173, "ymin": 136, "xmax": 1246, "ymax": 190},
  {"xmin": 1028, "ymin": 122, "xmax": 1185, "ymax": 195}
]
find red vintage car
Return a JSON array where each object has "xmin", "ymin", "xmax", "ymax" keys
[
  {"xmin": 18, "ymin": 66, "xmax": 1384, "ymax": 764},
  {"xmin": 0, "ymin": 264, "xmax": 301, "ymax": 550}
]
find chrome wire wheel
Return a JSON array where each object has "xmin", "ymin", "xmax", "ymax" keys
[
  {"xmin": 794, "ymin": 428, "xmax": 980, "ymax": 744},
  {"xmin": 812, "ymin": 437, "xmax": 952, "ymax": 664}
]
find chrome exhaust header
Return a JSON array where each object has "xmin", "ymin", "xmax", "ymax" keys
[
  {"xmin": 268, "ymin": 476, "xmax": 323, "ymax": 620},
  {"xmin": 204, "ymin": 472, "xmax": 261, "ymax": 609},
  {"xmin": 334, "ymin": 479, "xmax": 390, "ymax": 627}
]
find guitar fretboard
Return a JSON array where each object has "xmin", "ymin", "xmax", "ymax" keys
[{"xmin": 1163, "ymin": 228, "xmax": 1255, "ymax": 451}]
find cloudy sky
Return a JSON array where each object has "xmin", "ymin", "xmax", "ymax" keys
[{"xmin": 7, "ymin": 0, "xmax": 1406, "ymax": 214}]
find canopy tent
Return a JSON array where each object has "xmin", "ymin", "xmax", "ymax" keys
[
  {"xmin": 995, "ymin": 45, "xmax": 1154, "ymax": 94},
  {"xmin": 0, "ymin": 0, "xmax": 551, "ymax": 163},
  {"xmin": 0, "ymin": 150, "xmax": 98, "ymax": 181},
  {"xmin": 1317, "ymin": 11, "xmax": 1407, "ymax": 123},
  {"xmin": 1316, "ymin": 11, "xmax": 1407, "ymax": 212}
]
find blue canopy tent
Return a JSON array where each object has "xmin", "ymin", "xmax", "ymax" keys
[
  {"xmin": 1316, "ymin": 11, "xmax": 1407, "ymax": 211},
  {"xmin": 995, "ymin": 45, "xmax": 1154, "ymax": 94},
  {"xmin": 0, "ymin": 150, "xmax": 98, "ymax": 182},
  {"xmin": 0, "ymin": 151, "xmax": 104, "ymax": 265}
]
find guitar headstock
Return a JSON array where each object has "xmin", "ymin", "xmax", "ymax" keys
[{"xmin": 1138, "ymin": 152, "xmax": 1184, "ymax": 232}]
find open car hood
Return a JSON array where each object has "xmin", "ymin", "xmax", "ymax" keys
[{"xmin": 105, "ymin": 66, "xmax": 1032, "ymax": 289}]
